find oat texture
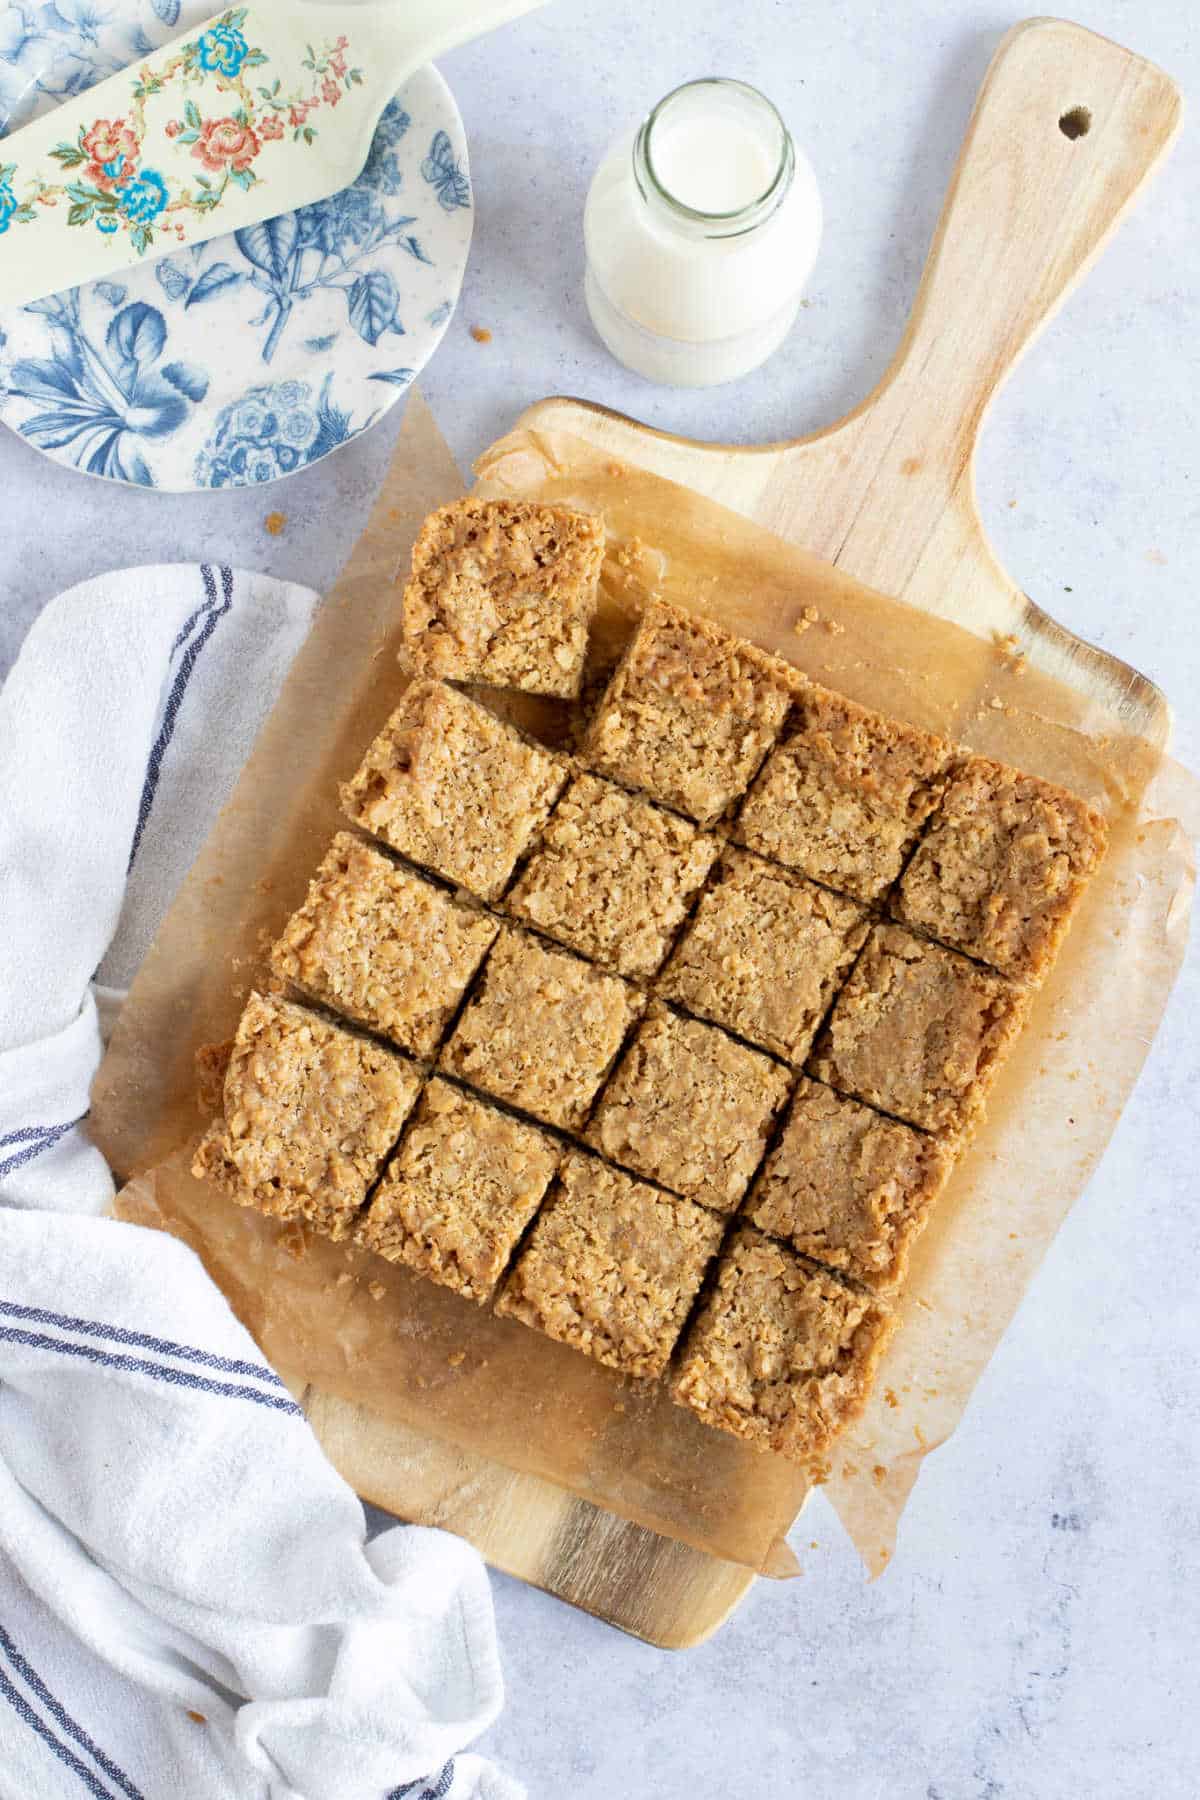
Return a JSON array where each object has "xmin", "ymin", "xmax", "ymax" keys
[
  {"xmin": 400, "ymin": 498, "xmax": 605, "ymax": 697},
  {"xmin": 192, "ymin": 992, "xmax": 421, "ymax": 1240},
  {"xmin": 358, "ymin": 1078, "xmax": 561, "ymax": 1301},
  {"xmin": 673, "ymin": 1225, "xmax": 894, "ymax": 1463},
  {"xmin": 496, "ymin": 1150, "xmax": 725, "ymax": 1376},
  {"xmin": 340, "ymin": 679, "xmax": 565, "ymax": 902}
]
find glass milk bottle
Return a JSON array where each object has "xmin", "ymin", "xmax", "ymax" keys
[{"xmin": 584, "ymin": 78, "xmax": 822, "ymax": 387}]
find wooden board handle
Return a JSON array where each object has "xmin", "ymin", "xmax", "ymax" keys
[
  {"xmin": 515, "ymin": 19, "xmax": 1181, "ymax": 618},
  {"xmin": 868, "ymin": 17, "xmax": 1182, "ymax": 470}
]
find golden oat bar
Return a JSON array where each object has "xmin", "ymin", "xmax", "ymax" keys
[
  {"xmin": 357, "ymin": 1079, "xmax": 562, "ymax": 1303},
  {"xmin": 270, "ymin": 832, "xmax": 498, "ymax": 1058},
  {"xmin": 657, "ymin": 848, "xmax": 869, "ymax": 1063},
  {"xmin": 340, "ymin": 679, "xmax": 566, "ymax": 902},
  {"xmin": 672, "ymin": 1225, "xmax": 894, "ymax": 1464},
  {"xmin": 400, "ymin": 498, "xmax": 605, "ymax": 698},
  {"xmin": 586, "ymin": 1001, "xmax": 791, "ymax": 1210},
  {"xmin": 893, "ymin": 755, "xmax": 1108, "ymax": 984},
  {"xmin": 506, "ymin": 772, "xmax": 720, "ymax": 978},
  {"xmin": 440, "ymin": 927, "xmax": 644, "ymax": 1131},
  {"xmin": 809, "ymin": 924, "xmax": 1031, "ymax": 1138},
  {"xmin": 745, "ymin": 1077, "xmax": 954, "ymax": 1292},
  {"xmin": 191, "ymin": 992, "xmax": 421, "ymax": 1241},
  {"xmin": 583, "ymin": 599, "xmax": 795, "ymax": 826},
  {"xmin": 735, "ymin": 683, "xmax": 954, "ymax": 901},
  {"xmin": 496, "ymin": 1150, "xmax": 725, "ymax": 1377}
]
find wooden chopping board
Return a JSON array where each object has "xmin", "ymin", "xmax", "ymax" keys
[
  {"xmin": 339, "ymin": 18, "xmax": 1181, "ymax": 1646},
  {"xmin": 109, "ymin": 18, "xmax": 1182, "ymax": 1650}
]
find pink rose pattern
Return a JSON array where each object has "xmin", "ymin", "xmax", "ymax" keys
[
  {"xmin": 192, "ymin": 116, "xmax": 262, "ymax": 173},
  {"xmin": 80, "ymin": 117, "xmax": 139, "ymax": 190}
]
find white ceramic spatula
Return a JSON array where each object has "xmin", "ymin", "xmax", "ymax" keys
[{"xmin": 0, "ymin": 0, "xmax": 546, "ymax": 307}]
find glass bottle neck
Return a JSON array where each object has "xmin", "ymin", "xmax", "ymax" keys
[{"xmin": 632, "ymin": 78, "xmax": 796, "ymax": 241}]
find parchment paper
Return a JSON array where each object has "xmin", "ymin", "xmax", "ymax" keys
[{"xmin": 92, "ymin": 394, "xmax": 1198, "ymax": 1579}]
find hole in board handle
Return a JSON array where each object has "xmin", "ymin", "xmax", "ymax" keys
[{"xmin": 1059, "ymin": 106, "xmax": 1092, "ymax": 140}]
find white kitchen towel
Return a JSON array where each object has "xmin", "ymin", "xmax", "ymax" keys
[{"xmin": 0, "ymin": 566, "xmax": 520, "ymax": 1800}]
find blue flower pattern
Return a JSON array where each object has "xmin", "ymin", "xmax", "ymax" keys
[
  {"xmin": 0, "ymin": 7, "xmax": 471, "ymax": 489},
  {"xmin": 2, "ymin": 290, "xmax": 205, "ymax": 483},
  {"xmin": 194, "ymin": 17, "xmax": 246, "ymax": 77},
  {"xmin": 117, "ymin": 165, "xmax": 166, "ymax": 221},
  {"xmin": 226, "ymin": 100, "xmax": 427, "ymax": 363},
  {"xmin": 194, "ymin": 373, "xmax": 370, "ymax": 486}
]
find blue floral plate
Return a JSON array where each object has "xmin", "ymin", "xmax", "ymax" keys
[{"xmin": 0, "ymin": 0, "xmax": 471, "ymax": 490}]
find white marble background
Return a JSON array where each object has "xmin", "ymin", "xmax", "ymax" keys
[{"xmin": 1, "ymin": 2, "xmax": 1197, "ymax": 1795}]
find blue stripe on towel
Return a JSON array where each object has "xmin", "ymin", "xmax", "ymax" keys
[
  {"xmin": 388, "ymin": 1762, "xmax": 457, "ymax": 1799},
  {"xmin": 128, "ymin": 563, "xmax": 235, "ymax": 870},
  {"xmin": 0, "ymin": 1300, "xmax": 289, "ymax": 1388},
  {"xmin": 0, "ymin": 1118, "xmax": 86, "ymax": 1182},
  {"xmin": 0, "ymin": 1658, "xmax": 117, "ymax": 1800},
  {"xmin": 0, "ymin": 1325, "xmax": 304, "ymax": 1416},
  {"xmin": 0, "ymin": 1625, "xmax": 144, "ymax": 1800}
]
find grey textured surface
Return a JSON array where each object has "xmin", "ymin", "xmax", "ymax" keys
[{"xmin": 3, "ymin": 2, "xmax": 1198, "ymax": 1796}]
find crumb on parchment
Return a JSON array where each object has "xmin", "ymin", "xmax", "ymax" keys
[
  {"xmin": 264, "ymin": 511, "xmax": 286, "ymax": 536},
  {"xmin": 470, "ymin": 325, "xmax": 492, "ymax": 343}
]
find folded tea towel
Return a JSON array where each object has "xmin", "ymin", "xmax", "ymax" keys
[{"xmin": 0, "ymin": 566, "xmax": 520, "ymax": 1800}]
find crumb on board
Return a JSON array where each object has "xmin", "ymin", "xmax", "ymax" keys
[
  {"xmin": 336, "ymin": 1269, "xmax": 354, "ymax": 1288},
  {"xmin": 872, "ymin": 1464, "xmax": 888, "ymax": 1486},
  {"xmin": 279, "ymin": 1223, "xmax": 307, "ymax": 1260},
  {"xmin": 884, "ymin": 1388, "xmax": 899, "ymax": 1408},
  {"xmin": 824, "ymin": 618, "xmax": 844, "ymax": 636},
  {"xmin": 368, "ymin": 1279, "xmax": 386, "ymax": 1301},
  {"xmin": 447, "ymin": 1349, "xmax": 466, "ymax": 1367},
  {"xmin": 613, "ymin": 1400, "xmax": 626, "ymax": 1414},
  {"xmin": 470, "ymin": 325, "xmax": 492, "ymax": 344},
  {"xmin": 992, "ymin": 630, "xmax": 1027, "ymax": 675},
  {"xmin": 264, "ymin": 511, "xmax": 286, "ymax": 536},
  {"xmin": 606, "ymin": 461, "xmax": 626, "ymax": 478}
]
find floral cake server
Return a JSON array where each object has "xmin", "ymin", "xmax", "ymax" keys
[{"xmin": 0, "ymin": 0, "xmax": 544, "ymax": 307}]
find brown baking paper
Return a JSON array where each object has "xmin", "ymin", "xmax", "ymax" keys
[{"xmin": 92, "ymin": 398, "xmax": 1198, "ymax": 1581}]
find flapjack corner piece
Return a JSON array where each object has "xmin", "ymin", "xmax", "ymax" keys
[
  {"xmin": 400, "ymin": 498, "xmax": 605, "ymax": 698},
  {"xmin": 672, "ymin": 1225, "xmax": 894, "ymax": 1465},
  {"xmin": 357, "ymin": 1078, "xmax": 562, "ymax": 1303},
  {"xmin": 582, "ymin": 598, "xmax": 796, "ymax": 826},
  {"xmin": 735, "ymin": 681, "xmax": 955, "ymax": 901},
  {"xmin": 586, "ymin": 1000, "xmax": 792, "ymax": 1210},
  {"xmin": 809, "ymin": 923, "xmax": 1031, "ymax": 1139},
  {"xmin": 340, "ymin": 679, "xmax": 566, "ymax": 903},
  {"xmin": 192, "ymin": 992, "xmax": 421, "ymax": 1241},
  {"xmin": 496, "ymin": 1150, "xmax": 725, "ymax": 1377},
  {"xmin": 439, "ymin": 926, "xmax": 644, "ymax": 1132},
  {"xmin": 270, "ymin": 832, "xmax": 498, "ymax": 1058},
  {"xmin": 745, "ymin": 1076, "xmax": 954, "ymax": 1292},
  {"xmin": 893, "ymin": 755, "xmax": 1108, "ymax": 984}
]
